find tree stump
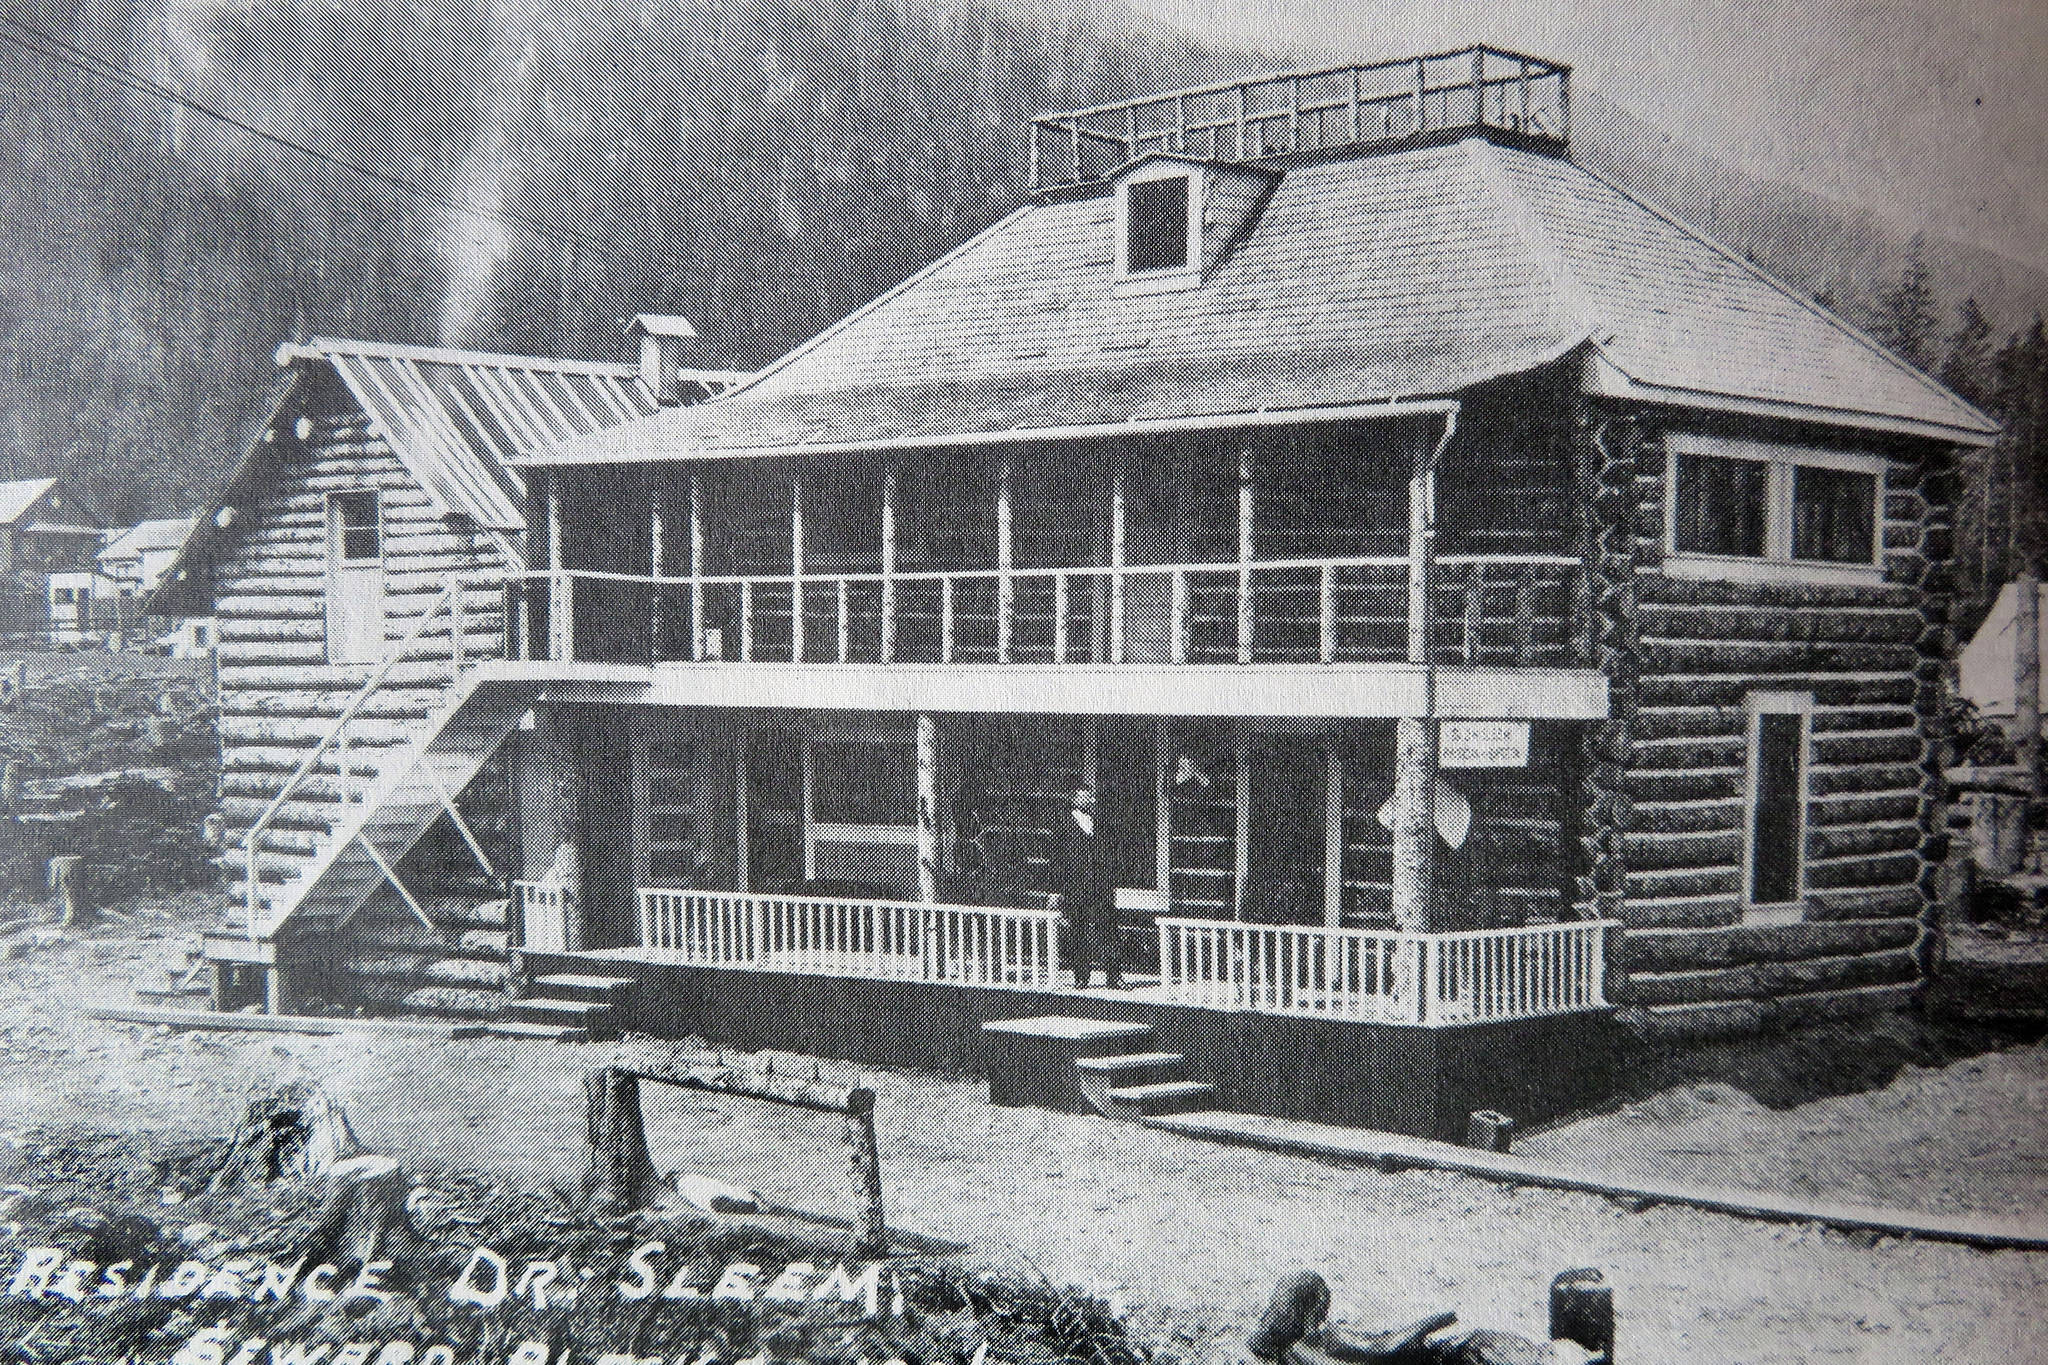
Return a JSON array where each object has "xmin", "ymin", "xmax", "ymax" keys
[
  {"xmin": 210, "ymin": 1082, "xmax": 369, "ymax": 1190},
  {"xmin": 48, "ymin": 856, "xmax": 87, "ymax": 928},
  {"xmin": 583, "ymin": 1067, "xmax": 658, "ymax": 1215},
  {"xmin": 306, "ymin": 1154, "xmax": 412, "ymax": 1265}
]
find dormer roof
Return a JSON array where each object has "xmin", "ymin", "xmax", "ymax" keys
[{"xmin": 526, "ymin": 135, "xmax": 1995, "ymax": 468}]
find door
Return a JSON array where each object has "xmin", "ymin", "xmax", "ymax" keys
[
  {"xmin": 744, "ymin": 728, "xmax": 805, "ymax": 891},
  {"xmin": 326, "ymin": 490, "xmax": 385, "ymax": 663}
]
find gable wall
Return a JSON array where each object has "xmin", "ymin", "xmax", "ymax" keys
[{"xmin": 211, "ymin": 371, "xmax": 513, "ymax": 878}]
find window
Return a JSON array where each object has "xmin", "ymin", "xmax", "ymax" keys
[
  {"xmin": 1666, "ymin": 435, "xmax": 1883, "ymax": 581},
  {"xmin": 1743, "ymin": 692, "xmax": 1813, "ymax": 918},
  {"xmin": 1125, "ymin": 175, "xmax": 1191, "ymax": 273},
  {"xmin": 328, "ymin": 490, "xmax": 382, "ymax": 563}
]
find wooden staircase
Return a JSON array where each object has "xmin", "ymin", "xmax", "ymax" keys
[
  {"xmin": 211, "ymin": 674, "xmax": 541, "ymax": 958},
  {"xmin": 1073, "ymin": 1033, "xmax": 1216, "ymax": 1119}
]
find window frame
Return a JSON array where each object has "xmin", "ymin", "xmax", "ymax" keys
[
  {"xmin": 1663, "ymin": 434, "xmax": 1887, "ymax": 585},
  {"xmin": 1741, "ymin": 690, "xmax": 1814, "ymax": 922},
  {"xmin": 326, "ymin": 489, "xmax": 384, "ymax": 567},
  {"xmin": 1115, "ymin": 165, "xmax": 1203, "ymax": 292}
]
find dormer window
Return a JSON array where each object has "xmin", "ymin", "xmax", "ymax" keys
[
  {"xmin": 1126, "ymin": 175, "xmax": 1191, "ymax": 272},
  {"xmin": 1117, "ymin": 167, "xmax": 1201, "ymax": 289}
]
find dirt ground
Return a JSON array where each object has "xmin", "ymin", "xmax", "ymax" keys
[{"xmin": 6, "ymin": 896, "xmax": 2048, "ymax": 1365}]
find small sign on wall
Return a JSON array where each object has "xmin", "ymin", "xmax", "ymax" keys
[{"xmin": 1440, "ymin": 720, "xmax": 1530, "ymax": 768}]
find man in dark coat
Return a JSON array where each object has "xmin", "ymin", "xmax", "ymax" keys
[{"xmin": 1048, "ymin": 785, "xmax": 1120, "ymax": 988}]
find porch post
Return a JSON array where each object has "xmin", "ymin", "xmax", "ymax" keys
[
  {"xmin": 1155, "ymin": 717, "xmax": 1172, "ymax": 902},
  {"xmin": 649, "ymin": 478, "xmax": 665, "ymax": 661},
  {"xmin": 917, "ymin": 714, "xmax": 939, "ymax": 903},
  {"xmin": 1238, "ymin": 445, "xmax": 1254, "ymax": 664},
  {"xmin": 546, "ymin": 469, "xmax": 571, "ymax": 662},
  {"xmin": 791, "ymin": 473, "xmax": 806, "ymax": 662},
  {"xmin": 997, "ymin": 455, "xmax": 1014, "ymax": 663},
  {"xmin": 801, "ymin": 725, "xmax": 816, "ymax": 881},
  {"xmin": 1390, "ymin": 421, "xmax": 1448, "ymax": 933},
  {"xmin": 734, "ymin": 720, "xmax": 751, "ymax": 893},
  {"xmin": 1233, "ymin": 720, "xmax": 1250, "ymax": 918},
  {"xmin": 1110, "ymin": 455, "xmax": 1127, "ymax": 663},
  {"xmin": 689, "ymin": 472, "xmax": 706, "ymax": 661},
  {"xmin": 881, "ymin": 461, "xmax": 898, "ymax": 663},
  {"xmin": 1324, "ymin": 741, "xmax": 1344, "ymax": 927}
]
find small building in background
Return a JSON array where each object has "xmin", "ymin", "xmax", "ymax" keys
[
  {"xmin": 0, "ymin": 476, "xmax": 103, "ymax": 646},
  {"xmin": 96, "ymin": 516, "xmax": 204, "ymax": 650}
]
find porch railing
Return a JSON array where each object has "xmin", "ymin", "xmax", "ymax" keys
[
  {"xmin": 638, "ymin": 888, "xmax": 1063, "ymax": 988},
  {"xmin": 514, "ymin": 878, "xmax": 572, "ymax": 952},
  {"xmin": 1154, "ymin": 916, "xmax": 1613, "ymax": 1025},
  {"xmin": 519, "ymin": 553, "xmax": 1586, "ymax": 670}
]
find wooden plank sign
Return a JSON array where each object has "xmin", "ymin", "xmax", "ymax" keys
[{"xmin": 1440, "ymin": 720, "xmax": 1530, "ymax": 768}]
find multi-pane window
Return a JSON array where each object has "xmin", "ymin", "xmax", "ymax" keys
[
  {"xmin": 1124, "ymin": 174, "xmax": 1192, "ymax": 274},
  {"xmin": 1667, "ymin": 436, "xmax": 1881, "ymax": 573},
  {"xmin": 328, "ymin": 490, "xmax": 382, "ymax": 563}
]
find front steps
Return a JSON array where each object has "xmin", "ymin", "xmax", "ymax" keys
[{"xmin": 983, "ymin": 1015, "xmax": 1215, "ymax": 1119}]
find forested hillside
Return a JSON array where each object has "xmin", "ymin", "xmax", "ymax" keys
[{"xmin": 0, "ymin": 0, "xmax": 2041, "ymax": 605}]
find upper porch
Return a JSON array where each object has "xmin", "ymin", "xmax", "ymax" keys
[{"xmin": 510, "ymin": 404, "xmax": 1608, "ymax": 718}]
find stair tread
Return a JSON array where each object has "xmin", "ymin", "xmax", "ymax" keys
[
  {"xmin": 486, "ymin": 1021, "xmax": 590, "ymax": 1041},
  {"xmin": 516, "ymin": 998, "xmax": 615, "ymax": 1017},
  {"xmin": 1108, "ymin": 1080, "xmax": 1215, "ymax": 1100},
  {"xmin": 1075, "ymin": 1052, "xmax": 1185, "ymax": 1072},
  {"xmin": 532, "ymin": 973, "xmax": 637, "ymax": 991}
]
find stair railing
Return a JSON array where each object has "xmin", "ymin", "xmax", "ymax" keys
[{"xmin": 239, "ymin": 578, "xmax": 467, "ymax": 939}]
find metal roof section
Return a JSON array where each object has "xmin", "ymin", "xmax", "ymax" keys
[
  {"xmin": 281, "ymin": 337, "xmax": 669, "ymax": 530},
  {"xmin": 532, "ymin": 119, "xmax": 1994, "ymax": 468}
]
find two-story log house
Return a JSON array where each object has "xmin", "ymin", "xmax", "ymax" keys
[{"xmin": 200, "ymin": 51, "xmax": 1997, "ymax": 1138}]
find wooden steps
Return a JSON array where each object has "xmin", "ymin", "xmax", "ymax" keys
[
  {"xmin": 507, "ymin": 997, "xmax": 620, "ymax": 1040},
  {"xmin": 484, "ymin": 1019, "xmax": 591, "ymax": 1042},
  {"xmin": 984, "ymin": 1015, "xmax": 1215, "ymax": 1120}
]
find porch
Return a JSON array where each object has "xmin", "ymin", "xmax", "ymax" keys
[{"xmin": 514, "ymin": 884, "xmax": 1618, "ymax": 1140}]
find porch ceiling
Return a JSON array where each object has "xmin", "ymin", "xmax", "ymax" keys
[{"xmin": 479, "ymin": 660, "xmax": 1608, "ymax": 720}]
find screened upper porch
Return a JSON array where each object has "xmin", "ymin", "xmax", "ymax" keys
[{"xmin": 517, "ymin": 407, "xmax": 1596, "ymax": 672}]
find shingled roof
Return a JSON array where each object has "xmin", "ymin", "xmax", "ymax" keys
[{"xmin": 526, "ymin": 136, "xmax": 1993, "ymax": 466}]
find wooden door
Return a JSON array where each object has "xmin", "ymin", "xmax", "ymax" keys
[{"xmin": 326, "ymin": 491, "xmax": 385, "ymax": 663}]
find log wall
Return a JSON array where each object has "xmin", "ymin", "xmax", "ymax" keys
[
  {"xmin": 1588, "ymin": 407, "xmax": 1956, "ymax": 1040},
  {"xmin": 211, "ymin": 370, "xmax": 516, "ymax": 896}
]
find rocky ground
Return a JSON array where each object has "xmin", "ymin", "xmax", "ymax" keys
[{"xmin": 3, "ymin": 896, "xmax": 2047, "ymax": 1364}]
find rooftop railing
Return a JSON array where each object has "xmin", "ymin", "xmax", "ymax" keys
[{"xmin": 1028, "ymin": 47, "xmax": 1570, "ymax": 192}]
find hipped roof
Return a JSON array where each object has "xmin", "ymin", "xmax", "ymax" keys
[{"xmin": 527, "ymin": 137, "xmax": 1994, "ymax": 467}]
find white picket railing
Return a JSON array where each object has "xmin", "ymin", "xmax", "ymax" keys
[
  {"xmin": 514, "ymin": 879, "xmax": 572, "ymax": 952},
  {"xmin": 1155, "ymin": 916, "xmax": 1612, "ymax": 1025},
  {"xmin": 638, "ymin": 888, "xmax": 1063, "ymax": 989}
]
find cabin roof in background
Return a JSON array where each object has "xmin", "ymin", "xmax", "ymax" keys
[
  {"xmin": 527, "ymin": 137, "xmax": 1994, "ymax": 466},
  {"xmin": 0, "ymin": 477, "xmax": 59, "ymax": 525},
  {"xmin": 100, "ymin": 517, "xmax": 198, "ymax": 562}
]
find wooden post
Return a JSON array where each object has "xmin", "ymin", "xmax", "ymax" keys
[
  {"xmin": 917, "ymin": 714, "xmax": 939, "ymax": 904},
  {"xmin": 690, "ymin": 472, "xmax": 706, "ymax": 661},
  {"xmin": 1324, "ymin": 742, "xmax": 1344, "ymax": 927},
  {"xmin": 583, "ymin": 1067, "xmax": 659, "ymax": 1214},
  {"xmin": 1155, "ymin": 717, "xmax": 1173, "ymax": 901},
  {"xmin": 649, "ymin": 479, "xmax": 666, "ymax": 660},
  {"xmin": 1238, "ymin": 446, "xmax": 1255, "ymax": 664},
  {"xmin": 997, "ymin": 454, "xmax": 1014, "ymax": 663},
  {"xmin": 1233, "ymin": 721, "xmax": 1251, "ymax": 918},
  {"xmin": 734, "ymin": 723, "xmax": 751, "ymax": 893},
  {"xmin": 48, "ymin": 855, "xmax": 86, "ymax": 928},
  {"xmin": 546, "ymin": 469, "xmax": 570, "ymax": 662},
  {"xmin": 1391, "ymin": 434, "xmax": 1440, "ymax": 934},
  {"xmin": 881, "ymin": 461, "xmax": 898, "ymax": 663},
  {"xmin": 845, "ymin": 1093, "xmax": 888, "ymax": 1257},
  {"xmin": 1, "ymin": 760, "xmax": 21, "ymax": 811},
  {"xmin": 1110, "ymin": 456, "xmax": 1127, "ymax": 663},
  {"xmin": 791, "ymin": 474, "xmax": 806, "ymax": 663}
]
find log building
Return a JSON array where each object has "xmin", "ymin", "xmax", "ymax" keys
[{"xmin": 177, "ymin": 50, "xmax": 1996, "ymax": 1136}]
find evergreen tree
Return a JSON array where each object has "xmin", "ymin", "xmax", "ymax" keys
[
  {"xmin": 1942, "ymin": 297, "xmax": 1995, "ymax": 408},
  {"xmin": 1872, "ymin": 234, "xmax": 1940, "ymax": 371}
]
